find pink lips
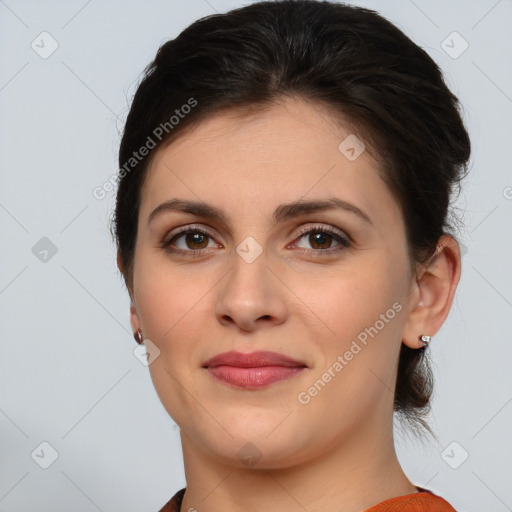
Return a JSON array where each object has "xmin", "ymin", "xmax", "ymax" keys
[{"xmin": 203, "ymin": 351, "xmax": 307, "ymax": 389}]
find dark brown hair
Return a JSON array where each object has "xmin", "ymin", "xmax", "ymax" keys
[{"xmin": 112, "ymin": 0, "xmax": 471, "ymax": 432}]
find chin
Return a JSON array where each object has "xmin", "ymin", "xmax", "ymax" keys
[
  {"xmin": 181, "ymin": 414, "xmax": 320, "ymax": 470},
  {"xmin": 210, "ymin": 436, "xmax": 311, "ymax": 470}
]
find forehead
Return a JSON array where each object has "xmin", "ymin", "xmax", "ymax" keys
[{"xmin": 139, "ymin": 97, "xmax": 402, "ymax": 231}]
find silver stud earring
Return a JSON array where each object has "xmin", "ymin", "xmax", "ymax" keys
[{"xmin": 419, "ymin": 334, "xmax": 431, "ymax": 348}]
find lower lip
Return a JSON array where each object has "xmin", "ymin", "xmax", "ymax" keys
[{"xmin": 207, "ymin": 365, "xmax": 305, "ymax": 389}]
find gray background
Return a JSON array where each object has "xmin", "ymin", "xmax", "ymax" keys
[{"xmin": 1, "ymin": 0, "xmax": 511, "ymax": 511}]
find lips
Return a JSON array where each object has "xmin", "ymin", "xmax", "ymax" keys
[
  {"xmin": 203, "ymin": 351, "xmax": 307, "ymax": 369},
  {"xmin": 203, "ymin": 351, "xmax": 307, "ymax": 389}
]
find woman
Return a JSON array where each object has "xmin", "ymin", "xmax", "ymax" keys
[{"xmin": 113, "ymin": 1, "xmax": 470, "ymax": 510}]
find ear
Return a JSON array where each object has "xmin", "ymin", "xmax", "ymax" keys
[
  {"xmin": 117, "ymin": 249, "xmax": 140, "ymax": 333},
  {"xmin": 130, "ymin": 302, "xmax": 141, "ymax": 334},
  {"xmin": 402, "ymin": 235, "xmax": 461, "ymax": 349}
]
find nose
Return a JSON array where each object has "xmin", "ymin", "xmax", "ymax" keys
[{"xmin": 215, "ymin": 250, "xmax": 288, "ymax": 333}]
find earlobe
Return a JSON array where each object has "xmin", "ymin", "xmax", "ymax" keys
[
  {"xmin": 129, "ymin": 303, "xmax": 144, "ymax": 344},
  {"xmin": 401, "ymin": 235, "xmax": 461, "ymax": 349}
]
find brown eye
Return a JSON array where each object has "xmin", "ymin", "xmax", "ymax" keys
[
  {"xmin": 163, "ymin": 228, "xmax": 218, "ymax": 254},
  {"xmin": 293, "ymin": 225, "xmax": 351, "ymax": 254},
  {"xmin": 308, "ymin": 232, "xmax": 333, "ymax": 250},
  {"xmin": 183, "ymin": 232, "xmax": 210, "ymax": 250}
]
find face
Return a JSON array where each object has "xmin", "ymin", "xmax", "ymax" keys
[{"xmin": 129, "ymin": 97, "xmax": 416, "ymax": 469}]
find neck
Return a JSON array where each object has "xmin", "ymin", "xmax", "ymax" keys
[{"xmin": 178, "ymin": 412, "xmax": 416, "ymax": 512}]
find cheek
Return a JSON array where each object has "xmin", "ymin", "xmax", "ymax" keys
[
  {"xmin": 290, "ymin": 271, "xmax": 406, "ymax": 439},
  {"xmin": 131, "ymin": 241, "xmax": 236, "ymax": 359},
  {"xmin": 290, "ymin": 251, "xmax": 408, "ymax": 406},
  {"xmin": 136, "ymin": 284, "xmax": 207, "ymax": 430},
  {"xmin": 292, "ymin": 257, "xmax": 406, "ymax": 345},
  {"xmin": 134, "ymin": 253, "xmax": 214, "ymax": 345},
  {"xmin": 134, "ymin": 274, "xmax": 207, "ymax": 417}
]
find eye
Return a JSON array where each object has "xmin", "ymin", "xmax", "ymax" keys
[
  {"xmin": 162, "ymin": 226, "xmax": 220, "ymax": 255},
  {"xmin": 290, "ymin": 224, "xmax": 351, "ymax": 254},
  {"xmin": 161, "ymin": 223, "xmax": 351, "ymax": 257}
]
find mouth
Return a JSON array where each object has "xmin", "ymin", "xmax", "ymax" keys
[{"xmin": 203, "ymin": 351, "xmax": 308, "ymax": 389}]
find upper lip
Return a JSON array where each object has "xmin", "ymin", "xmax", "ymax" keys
[{"xmin": 203, "ymin": 351, "xmax": 307, "ymax": 369}]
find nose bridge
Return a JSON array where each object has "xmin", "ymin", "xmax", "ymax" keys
[
  {"xmin": 224, "ymin": 241, "xmax": 270, "ymax": 303},
  {"xmin": 215, "ymin": 237, "xmax": 288, "ymax": 329}
]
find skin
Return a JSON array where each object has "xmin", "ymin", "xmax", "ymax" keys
[{"xmin": 119, "ymin": 96, "xmax": 461, "ymax": 512}]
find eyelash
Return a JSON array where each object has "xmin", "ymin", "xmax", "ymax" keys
[
  {"xmin": 292, "ymin": 225, "xmax": 351, "ymax": 254},
  {"xmin": 161, "ymin": 224, "xmax": 351, "ymax": 257}
]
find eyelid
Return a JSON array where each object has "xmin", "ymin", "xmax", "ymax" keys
[
  {"xmin": 163, "ymin": 224, "xmax": 222, "ymax": 244},
  {"xmin": 286, "ymin": 224, "xmax": 352, "ymax": 254},
  {"xmin": 291, "ymin": 223, "xmax": 351, "ymax": 244},
  {"xmin": 162, "ymin": 222, "xmax": 352, "ymax": 254}
]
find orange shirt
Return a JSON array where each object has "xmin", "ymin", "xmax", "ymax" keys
[{"xmin": 159, "ymin": 487, "xmax": 456, "ymax": 511}]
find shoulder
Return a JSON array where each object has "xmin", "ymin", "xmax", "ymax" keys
[
  {"xmin": 158, "ymin": 487, "xmax": 456, "ymax": 512},
  {"xmin": 363, "ymin": 489, "xmax": 456, "ymax": 511},
  {"xmin": 158, "ymin": 487, "xmax": 185, "ymax": 512}
]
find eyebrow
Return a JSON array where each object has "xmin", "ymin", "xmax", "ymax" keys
[{"xmin": 147, "ymin": 197, "xmax": 373, "ymax": 227}]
